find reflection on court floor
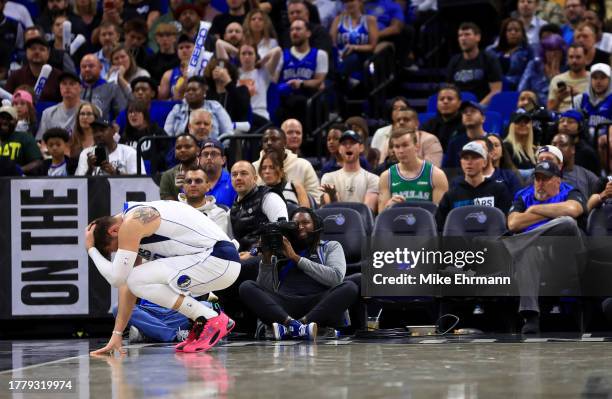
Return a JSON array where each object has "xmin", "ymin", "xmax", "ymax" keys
[{"xmin": 2, "ymin": 338, "xmax": 612, "ymax": 398}]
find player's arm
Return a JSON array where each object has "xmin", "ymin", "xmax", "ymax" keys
[
  {"xmin": 431, "ymin": 166, "xmax": 449, "ymax": 205},
  {"xmin": 87, "ymin": 207, "xmax": 160, "ymax": 287}
]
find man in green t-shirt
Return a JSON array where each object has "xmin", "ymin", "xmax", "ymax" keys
[{"xmin": 0, "ymin": 106, "xmax": 42, "ymax": 175}]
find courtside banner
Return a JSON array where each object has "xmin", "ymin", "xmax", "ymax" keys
[
  {"xmin": 1, "ymin": 176, "xmax": 161, "ymax": 319},
  {"xmin": 10, "ymin": 178, "xmax": 89, "ymax": 316}
]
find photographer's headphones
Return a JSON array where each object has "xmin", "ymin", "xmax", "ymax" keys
[{"xmin": 289, "ymin": 206, "xmax": 324, "ymax": 234}]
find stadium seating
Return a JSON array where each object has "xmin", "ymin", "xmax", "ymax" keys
[
  {"xmin": 392, "ymin": 201, "xmax": 438, "ymax": 215},
  {"xmin": 322, "ymin": 202, "xmax": 374, "ymax": 235},
  {"xmin": 443, "ymin": 205, "xmax": 507, "ymax": 237},
  {"xmin": 587, "ymin": 205, "xmax": 612, "ymax": 236},
  {"xmin": 488, "ymin": 91, "xmax": 520, "ymax": 125},
  {"xmin": 316, "ymin": 207, "xmax": 368, "ymax": 275}
]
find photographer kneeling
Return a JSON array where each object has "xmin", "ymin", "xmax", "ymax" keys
[{"xmin": 239, "ymin": 208, "xmax": 359, "ymax": 340}]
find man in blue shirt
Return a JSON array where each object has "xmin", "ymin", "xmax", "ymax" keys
[
  {"xmin": 364, "ymin": 0, "xmax": 412, "ymax": 65},
  {"xmin": 505, "ymin": 161, "xmax": 586, "ymax": 334},
  {"xmin": 199, "ymin": 139, "xmax": 236, "ymax": 208}
]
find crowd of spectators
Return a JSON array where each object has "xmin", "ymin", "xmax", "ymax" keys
[{"xmin": 2, "ymin": 0, "xmax": 612, "ymax": 337}]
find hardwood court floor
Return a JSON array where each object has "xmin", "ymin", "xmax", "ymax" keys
[{"xmin": 1, "ymin": 336, "xmax": 612, "ymax": 398}]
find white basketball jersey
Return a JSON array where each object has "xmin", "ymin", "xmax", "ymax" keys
[{"xmin": 123, "ymin": 200, "xmax": 230, "ymax": 260}]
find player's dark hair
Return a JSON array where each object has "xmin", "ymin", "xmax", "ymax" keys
[
  {"xmin": 92, "ymin": 216, "xmax": 117, "ymax": 259},
  {"xmin": 42, "ymin": 128, "xmax": 70, "ymax": 143}
]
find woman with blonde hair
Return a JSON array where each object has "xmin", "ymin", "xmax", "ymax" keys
[
  {"xmin": 503, "ymin": 110, "xmax": 537, "ymax": 178},
  {"xmin": 69, "ymin": 102, "xmax": 101, "ymax": 159},
  {"xmin": 242, "ymin": 9, "xmax": 279, "ymax": 58},
  {"xmin": 258, "ymin": 151, "xmax": 310, "ymax": 208}
]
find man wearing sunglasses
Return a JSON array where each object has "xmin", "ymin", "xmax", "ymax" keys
[{"xmin": 179, "ymin": 165, "xmax": 230, "ymax": 234}]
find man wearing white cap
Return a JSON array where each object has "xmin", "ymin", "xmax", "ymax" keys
[
  {"xmin": 537, "ymin": 139, "xmax": 601, "ymax": 198},
  {"xmin": 436, "ymin": 140, "xmax": 512, "ymax": 229},
  {"xmin": 573, "ymin": 62, "xmax": 612, "ymax": 140}
]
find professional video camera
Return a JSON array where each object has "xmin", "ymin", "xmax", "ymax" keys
[
  {"xmin": 524, "ymin": 100, "xmax": 556, "ymax": 145},
  {"xmin": 259, "ymin": 218, "xmax": 298, "ymax": 258}
]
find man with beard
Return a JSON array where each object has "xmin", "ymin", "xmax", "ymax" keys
[
  {"xmin": 159, "ymin": 133, "xmax": 200, "ymax": 200},
  {"xmin": 239, "ymin": 207, "xmax": 358, "ymax": 341},
  {"xmin": 505, "ymin": 160, "xmax": 587, "ymax": 334},
  {"xmin": 572, "ymin": 63, "xmax": 612, "ymax": 141},
  {"xmin": 0, "ymin": 105, "xmax": 42, "ymax": 175},
  {"xmin": 179, "ymin": 165, "xmax": 230, "ymax": 234},
  {"xmin": 230, "ymin": 160, "xmax": 288, "ymax": 259},
  {"xmin": 560, "ymin": 0, "xmax": 585, "ymax": 45},
  {"xmin": 175, "ymin": 3, "xmax": 203, "ymax": 40},
  {"xmin": 199, "ymin": 138, "xmax": 236, "ymax": 208},
  {"xmin": 5, "ymin": 37, "xmax": 62, "ymax": 102},
  {"xmin": 94, "ymin": 21, "xmax": 120, "ymax": 78},
  {"xmin": 252, "ymin": 127, "xmax": 321, "ymax": 202},
  {"xmin": 79, "ymin": 54, "xmax": 128, "ymax": 120},
  {"xmin": 75, "ymin": 117, "xmax": 144, "ymax": 176},
  {"xmin": 547, "ymin": 44, "xmax": 589, "ymax": 113},
  {"xmin": 320, "ymin": 130, "xmax": 379, "ymax": 212},
  {"xmin": 275, "ymin": 19, "xmax": 328, "ymax": 126},
  {"xmin": 447, "ymin": 22, "xmax": 502, "ymax": 105}
]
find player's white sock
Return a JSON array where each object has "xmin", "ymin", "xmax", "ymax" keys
[{"xmin": 177, "ymin": 295, "xmax": 218, "ymax": 321}]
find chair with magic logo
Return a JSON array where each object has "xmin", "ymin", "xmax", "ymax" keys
[{"xmin": 316, "ymin": 207, "xmax": 368, "ymax": 276}]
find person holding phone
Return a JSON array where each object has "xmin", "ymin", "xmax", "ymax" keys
[
  {"xmin": 547, "ymin": 43, "xmax": 589, "ymax": 113},
  {"xmin": 75, "ymin": 118, "xmax": 145, "ymax": 176}
]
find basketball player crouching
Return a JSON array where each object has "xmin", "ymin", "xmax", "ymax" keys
[{"xmin": 86, "ymin": 200, "xmax": 240, "ymax": 354}]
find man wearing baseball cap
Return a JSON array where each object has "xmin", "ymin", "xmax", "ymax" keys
[
  {"xmin": 198, "ymin": 138, "xmax": 236, "ymax": 208},
  {"xmin": 572, "ymin": 62, "xmax": 612, "ymax": 145},
  {"xmin": 443, "ymin": 100, "xmax": 488, "ymax": 169},
  {"xmin": 537, "ymin": 138, "xmax": 601, "ymax": 198},
  {"xmin": 4, "ymin": 37, "xmax": 62, "ymax": 102},
  {"xmin": 436, "ymin": 140, "xmax": 512, "ymax": 229},
  {"xmin": 36, "ymin": 71, "xmax": 84, "ymax": 140},
  {"xmin": 321, "ymin": 130, "xmax": 380, "ymax": 212},
  {"xmin": 557, "ymin": 109, "xmax": 600, "ymax": 175},
  {"xmin": 75, "ymin": 118, "xmax": 144, "ymax": 176},
  {"xmin": 506, "ymin": 160, "xmax": 587, "ymax": 333},
  {"xmin": 0, "ymin": 105, "xmax": 42, "ymax": 174}
]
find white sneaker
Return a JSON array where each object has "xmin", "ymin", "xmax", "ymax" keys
[
  {"xmin": 128, "ymin": 326, "xmax": 145, "ymax": 343},
  {"xmin": 176, "ymin": 327, "xmax": 190, "ymax": 342}
]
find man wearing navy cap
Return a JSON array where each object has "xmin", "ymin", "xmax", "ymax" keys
[
  {"xmin": 557, "ymin": 109, "xmax": 600, "ymax": 175},
  {"xmin": 505, "ymin": 160, "xmax": 587, "ymax": 333},
  {"xmin": 320, "ymin": 130, "xmax": 380, "ymax": 212},
  {"xmin": 75, "ymin": 118, "xmax": 145, "ymax": 176},
  {"xmin": 36, "ymin": 71, "xmax": 83, "ymax": 140},
  {"xmin": 199, "ymin": 138, "xmax": 237, "ymax": 208},
  {"xmin": 443, "ymin": 100, "xmax": 488, "ymax": 169}
]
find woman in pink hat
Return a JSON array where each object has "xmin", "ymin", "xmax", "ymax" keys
[{"xmin": 11, "ymin": 87, "xmax": 37, "ymax": 136}]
